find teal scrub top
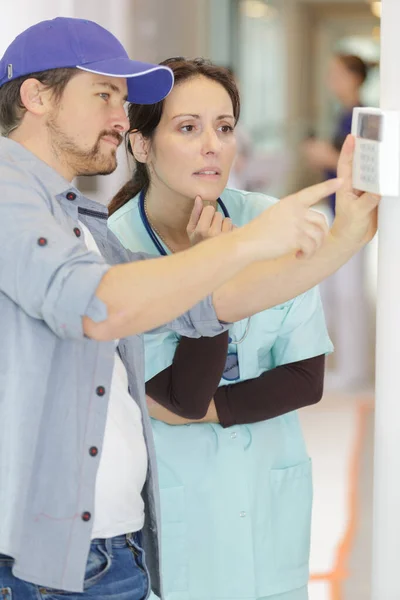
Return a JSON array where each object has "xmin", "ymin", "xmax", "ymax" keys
[{"xmin": 108, "ymin": 188, "xmax": 333, "ymax": 600}]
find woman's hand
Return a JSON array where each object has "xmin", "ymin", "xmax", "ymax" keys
[
  {"xmin": 332, "ymin": 135, "xmax": 380, "ymax": 247},
  {"xmin": 186, "ymin": 196, "xmax": 235, "ymax": 246}
]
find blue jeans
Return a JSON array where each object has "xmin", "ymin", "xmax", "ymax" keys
[{"xmin": 0, "ymin": 533, "xmax": 150, "ymax": 599}]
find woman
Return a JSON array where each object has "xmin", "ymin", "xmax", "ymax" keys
[
  {"xmin": 108, "ymin": 58, "xmax": 333, "ymax": 600},
  {"xmin": 303, "ymin": 53, "xmax": 369, "ymax": 216}
]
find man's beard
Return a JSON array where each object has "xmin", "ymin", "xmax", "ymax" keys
[{"xmin": 46, "ymin": 113, "xmax": 123, "ymax": 177}]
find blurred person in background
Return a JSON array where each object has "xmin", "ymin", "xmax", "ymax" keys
[
  {"xmin": 303, "ymin": 54, "xmax": 373, "ymax": 391},
  {"xmin": 303, "ymin": 54, "xmax": 368, "ymax": 215}
]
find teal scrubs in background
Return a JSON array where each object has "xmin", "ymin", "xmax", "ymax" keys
[{"xmin": 109, "ymin": 189, "xmax": 333, "ymax": 600}]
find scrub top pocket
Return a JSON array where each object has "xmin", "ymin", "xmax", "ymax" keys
[{"xmin": 270, "ymin": 459, "xmax": 313, "ymax": 574}]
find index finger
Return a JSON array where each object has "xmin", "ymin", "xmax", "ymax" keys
[
  {"xmin": 337, "ymin": 134, "xmax": 355, "ymax": 194},
  {"xmin": 294, "ymin": 177, "xmax": 344, "ymax": 207}
]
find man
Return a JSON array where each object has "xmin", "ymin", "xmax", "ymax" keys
[{"xmin": 0, "ymin": 16, "xmax": 378, "ymax": 600}]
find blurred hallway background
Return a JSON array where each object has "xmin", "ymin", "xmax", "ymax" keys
[{"xmin": 0, "ymin": 1, "xmax": 382, "ymax": 597}]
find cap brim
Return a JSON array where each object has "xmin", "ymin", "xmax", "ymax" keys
[{"xmin": 77, "ymin": 58, "xmax": 174, "ymax": 104}]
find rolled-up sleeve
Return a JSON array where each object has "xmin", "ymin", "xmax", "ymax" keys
[{"xmin": 0, "ymin": 165, "xmax": 111, "ymax": 339}]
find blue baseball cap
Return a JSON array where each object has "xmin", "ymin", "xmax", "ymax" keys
[{"xmin": 0, "ymin": 17, "xmax": 174, "ymax": 104}]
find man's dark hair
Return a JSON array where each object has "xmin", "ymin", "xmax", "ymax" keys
[{"xmin": 0, "ymin": 67, "xmax": 79, "ymax": 136}]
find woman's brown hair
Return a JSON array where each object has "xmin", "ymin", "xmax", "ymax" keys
[{"xmin": 108, "ymin": 57, "xmax": 240, "ymax": 216}]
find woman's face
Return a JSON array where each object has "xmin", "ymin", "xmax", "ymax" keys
[
  {"xmin": 145, "ymin": 75, "xmax": 237, "ymax": 202},
  {"xmin": 327, "ymin": 58, "xmax": 361, "ymax": 101}
]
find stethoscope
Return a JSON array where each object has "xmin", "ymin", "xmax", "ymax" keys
[{"xmin": 139, "ymin": 189, "xmax": 250, "ymax": 347}]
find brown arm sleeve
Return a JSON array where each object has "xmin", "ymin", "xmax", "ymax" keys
[
  {"xmin": 146, "ymin": 326, "xmax": 325, "ymax": 425},
  {"xmin": 145, "ymin": 331, "xmax": 229, "ymax": 419},
  {"xmin": 214, "ymin": 354, "xmax": 325, "ymax": 428}
]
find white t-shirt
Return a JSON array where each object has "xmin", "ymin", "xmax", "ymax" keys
[{"xmin": 78, "ymin": 221, "xmax": 148, "ymax": 539}]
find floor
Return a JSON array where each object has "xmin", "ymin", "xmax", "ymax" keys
[{"xmin": 301, "ymin": 389, "xmax": 374, "ymax": 600}]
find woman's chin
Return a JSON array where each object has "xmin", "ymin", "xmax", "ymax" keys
[{"xmin": 191, "ymin": 183, "xmax": 227, "ymax": 202}]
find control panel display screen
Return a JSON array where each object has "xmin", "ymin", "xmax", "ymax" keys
[{"xmin": 357, "ymin": 113, "xmax": 382, "ymax": 142}]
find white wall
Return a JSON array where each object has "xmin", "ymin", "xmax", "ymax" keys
[{"xmin": 0, "ymin": 0, "xmax": 74, "ymax": 54}]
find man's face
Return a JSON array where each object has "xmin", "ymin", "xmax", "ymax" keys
[{"xmin": 46, "ymin": 72, "xmax": 129, "ymax": 177}]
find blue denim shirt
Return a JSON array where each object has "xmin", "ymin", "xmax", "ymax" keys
[{"xmin": 0, "ymin": 137, "xmax": 227, "ymax": 594}]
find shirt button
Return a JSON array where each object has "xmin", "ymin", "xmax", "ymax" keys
[
  {"xmin": 81, "ymin": 511, "xmax": 91, "ymax": 522},
  {"xmin": 66, "ymin": 192, "xmax": 77, "ymax": 201},
  {"xmin": 73, "ymin": 227, "xmax": 81, "ymax": 238},
  {"xmin": 239, "ymin": 511, "xmax": 246, "ymax": 518},
  {"xmin": 37, "ymin": 237, "xmax": 48, "ymax": 247},
  {"xmin": 89, "ymin": 446, "xmax": 98, "ymax": 457},
  {"xmin": 230, "ymin": 432, "xmax": 237, "ymax": 439},
  {"xmin": 96, "ymin": 386, "xmax": 106, "ymax": 397}
]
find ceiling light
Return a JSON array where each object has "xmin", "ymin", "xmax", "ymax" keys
[
  {"xmin": 241, "ymin": 1, "xmax": 278, "ymax": 20},
  {"xmin": 370, "ymin": 1, "xmax": 381, "ymax": 19}
]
